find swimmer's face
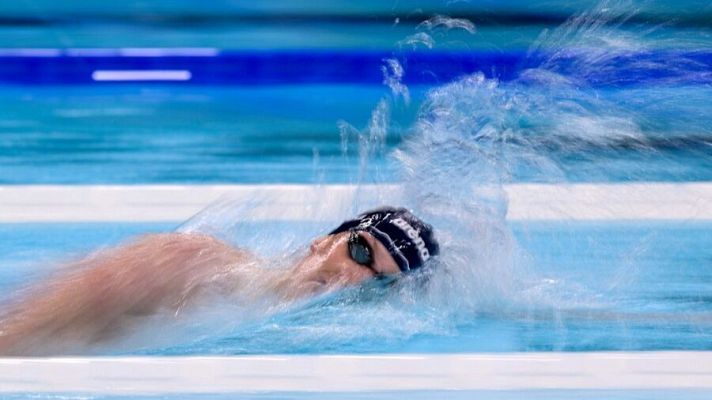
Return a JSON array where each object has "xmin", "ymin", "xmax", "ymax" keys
[{"xmin": 293, "ymin": 231, "xmax": 400, "ymax": 294}]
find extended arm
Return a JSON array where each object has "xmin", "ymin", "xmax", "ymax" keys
[{"xmin": 0, "ymin": 233, "xmax": 246, "ymax": 355}]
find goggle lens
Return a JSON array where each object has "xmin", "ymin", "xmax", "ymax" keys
[{"xmin": 348, "ymin": 231, "xmax": 373, "ymax": 267}]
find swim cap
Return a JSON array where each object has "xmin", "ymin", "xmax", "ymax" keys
[{"xmin": 330, "ymin": 206, "xmax": 439, "ymax": 272}]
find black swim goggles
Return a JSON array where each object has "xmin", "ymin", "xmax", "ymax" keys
[
  {"xmin": 348, "ymin": 229, "xmax": 374, "ymax": 268},
  {"xmin": 347, "ymin": 230, "xmax": 397, "ymax": 284}
]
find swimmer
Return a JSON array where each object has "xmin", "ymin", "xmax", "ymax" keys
[{"xmin": 0, "ymin": 206, "xmax": 438, "ymax": 355}]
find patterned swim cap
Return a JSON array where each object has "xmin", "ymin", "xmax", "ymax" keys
[{"xmin": 330, "ymin": 206, "xmax": 439, "ymax": 272}]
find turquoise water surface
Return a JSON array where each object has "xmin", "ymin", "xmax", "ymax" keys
[
  {"xmin": 2, "ymin": 221, "xmax": 710, "ymax": 355},
  {"xmin": 1, "ymin": 84, "xmax": 710, "ymax": 183},
  {"xmin": 1, "ymin": 1, "xmax": 711, "ymax": 398}
]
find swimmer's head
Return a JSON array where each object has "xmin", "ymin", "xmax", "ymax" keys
[
  {"xmin": 329, "ymin": 206, "xmax": 440, "ymax": 273},
  {"xmin": 288, "ymin": 206, "xmax": 439, "ymax": 297}
]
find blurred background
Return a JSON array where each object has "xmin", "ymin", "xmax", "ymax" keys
[
  {"xmin": 1, "ymin": 0, "xmax": 710, "ymax": 184},
  {"xmin": 1, "ymin": 1, "xmax": 712, "ymax": 357}
]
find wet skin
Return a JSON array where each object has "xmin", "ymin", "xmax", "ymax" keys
[
  {"xmin": 282, "ymin": 231, "xmax": 401, "ymax": 296},
  {"xmin": 0, "ymin": 231, "xmax": 401, "ymax": 355}
]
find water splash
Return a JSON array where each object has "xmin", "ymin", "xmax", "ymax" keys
[
  {"xmin": 381, "ymin": 58, "xmax": 410, "ymax": 105},
  {"xmin": 417, "ymin": 15, "xmax": 476, "ymax": 34},
  {"xmin": 526, "ymin": 1, "xmax": 712, "ymax": 87},
  {"xmin": 398, "ymin": 15, "xmax": 476, "ymax": 50},
  {"xmin": 398, "ymin": 32, "xmax": 435, "ymax": 49},
  {"xmin": 107, "ymin": 4, "xmax": 712, "ymax": 354},
  {"xmin": 307, "ymin": 2, "xmax": 712, "ymax": 342}
]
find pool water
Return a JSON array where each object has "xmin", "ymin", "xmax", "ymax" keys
[
  {"xmin": 1, "ymin": 1, "xmax": 711, "ymax": 398},
  {"xmin": 1, "ymin": 83, "xmax": 710, "ymax": 184},
  {"xmin": 2, "ymin": 221, "xmax": 710, "ymax": 355}
]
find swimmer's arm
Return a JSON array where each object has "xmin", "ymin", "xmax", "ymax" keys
[{"xmin": 0, "ymin": 233, "xmax": 246, "ymax": 355}]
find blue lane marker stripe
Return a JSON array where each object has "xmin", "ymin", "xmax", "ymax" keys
[{"xmin": 0, "ymin": 49, "xmax": 710, "ymax": 86}]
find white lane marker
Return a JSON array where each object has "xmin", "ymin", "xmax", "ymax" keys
[
  {"xmin": 1, "ymin": 183, "xmax": 711, "ymax": 222},
  {"xmin": 0, "ymin": 48, "xmax": 62, "ymax": 56},
  {"xmin": 0, "ymin": 352, "xmax": 711, "ymax": 393},
  {"xmin": 91, "ymin": 70, "xmax": 192, "ymax": 81}
]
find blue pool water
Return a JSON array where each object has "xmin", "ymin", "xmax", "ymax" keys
[
  {"xmin": 1, "ymin": 1, "xmax": 712, "ymax": 398},
  {"xmin": 2, "ymin": 221, "xmax": 710, "ymax": 354},
  {"xmin": 1, "ymin": 83, "xmax": 710, "ymax": 183},
  {"xmin": 0, "ymin": 4, "xmax": 711, "ymax": 185}
]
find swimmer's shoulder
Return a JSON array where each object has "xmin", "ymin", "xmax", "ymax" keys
[{"xmin": 131, "ymin": 232, "xmax": 253, "ymax": 263}]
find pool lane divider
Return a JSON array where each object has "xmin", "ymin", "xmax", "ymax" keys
[
  {"xmin": 0, "ymin": 352, "xmax": 711, "ymax": 393},
  {"xmin": 0, "ymin": 183, "xmax": 711, "ymax": 222},
  {"xmin": 0, "ymin": 49, "xmax": 710, "ymax": 86}
]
